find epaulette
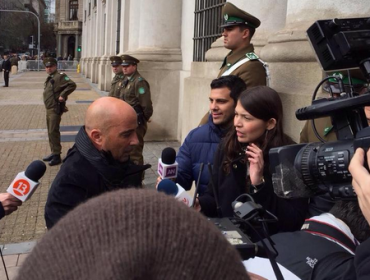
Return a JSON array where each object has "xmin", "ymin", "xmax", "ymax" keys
[{"xmin": 245, "ymin": 52, "xmax": 259, "ymax": 60}]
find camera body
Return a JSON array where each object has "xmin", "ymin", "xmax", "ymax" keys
[{"xmin": 270, "ymin": 17, "xmax": 370, "ymax": 200}]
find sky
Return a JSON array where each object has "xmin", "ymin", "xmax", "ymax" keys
[{"xmin": 50, "ymin": 0, "xmax": 55, "ymax": 13}]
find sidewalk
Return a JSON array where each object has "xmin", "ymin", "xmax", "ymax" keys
[{"xmin": 0, "ymin": 70, "xmax": 179, "ymax": 279}]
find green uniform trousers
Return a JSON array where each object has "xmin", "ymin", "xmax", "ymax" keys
[
  {"xmin": 131, "ymin": 121, "xmax": 147, "ymax": 165},
  {"xmin": 46, "ymin": 109, "xmax": 62, "ymax": 155}
]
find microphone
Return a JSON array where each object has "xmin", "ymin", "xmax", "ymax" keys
[
  {"xmin": 157, "ymin": 179, "xmax": 193, "ymax": 207},
  {"xmin": 157, "ymin": 147, "xmax": 178, "ymax": 179},
  {"xmin": 7, "ymin": 160, "xmax": 47, "ymax": 202}
]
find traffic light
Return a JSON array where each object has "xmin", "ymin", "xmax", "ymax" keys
[
  {"xmin": 77, "ymin": 45, "xmax": 81, "ymax": 52},
  {"xmin": 28, "ymin": 36, "xmax": 36, "ymax": 49}
]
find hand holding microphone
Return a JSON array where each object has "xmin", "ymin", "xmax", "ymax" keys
[
  {"xmin": 7, "ymin": 160, "xmax": 47, "ymax": 202},
  {"xmin": 0, "ymin": 193, "xmax": 22, "ymax": 216}
]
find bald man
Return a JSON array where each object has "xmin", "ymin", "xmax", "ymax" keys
[{"xmin": 45, "ymin": 97, "xmax": 151, "ymax": 229}]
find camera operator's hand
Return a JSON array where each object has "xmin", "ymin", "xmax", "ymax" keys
[
  {"xmin": 0, "ymin": 193, "xmax": 22, "ymax": 216},
  {"xmin": 245, "ymin": 143, "xmax": 264, "ymax": 185},
  {"xmin": 349, "ymin": 148, "xmax": 370, "ymax": 224}
]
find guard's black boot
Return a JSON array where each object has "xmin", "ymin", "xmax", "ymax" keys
[
  {"xmin": 49, "ymin": 155, "xmax": 62, "ymax": 166},
  {"xmin": 43, "ymin": 153, "xmax": 54, "ymax": 161}
]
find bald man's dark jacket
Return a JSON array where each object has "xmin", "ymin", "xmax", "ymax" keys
[{"xmin": 45, "ymin": 127, "xmax": 150, "ymax": 229}]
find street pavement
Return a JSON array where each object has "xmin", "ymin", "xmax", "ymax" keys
[{"xmin": 0, "ymin": 70, "xmax": 179, "ymax": 279}]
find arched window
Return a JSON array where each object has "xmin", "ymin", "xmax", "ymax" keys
[{"xmin": 69, "ymin": 0, "xmax": 78, "ymax": 20}]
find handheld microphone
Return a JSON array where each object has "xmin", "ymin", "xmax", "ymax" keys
[
  {"xmin": 158, "ymin": 147, "xmax": 178, "ymax": 179},
  {"xmin": 7, "ymin": 160, "xmax": 47, "ymax": 202},
  {"xmin": 157, "ymin": 179, "xmax": 193, "ymax": 207}
]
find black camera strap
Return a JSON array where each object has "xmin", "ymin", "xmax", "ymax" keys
[{"xmin": 302, "ymin": 219, "xmax": 357, "ymax": 254}]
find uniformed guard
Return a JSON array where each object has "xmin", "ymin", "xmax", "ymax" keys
[
  {"xmin": 199, "ymin": 2, "xmax": 268, "ymax": 125},
  {"xmin": 120, "ymin": 55, "xmax": 153, "ymax": 165},
  {"xmin": 218, "ymin": 2, "xmax": 267, "ymax": 85},
  {"xmin": 108, "ymin": 56, "xmax": 125, "ymax": 98},
  {"xmin": 42, "ymin": 57, "xmax": 76, "ymax": 166}
]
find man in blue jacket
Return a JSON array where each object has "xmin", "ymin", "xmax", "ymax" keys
[{"xmin": 176, "ymin": 75, "xmax": 246, "ymax": 195}]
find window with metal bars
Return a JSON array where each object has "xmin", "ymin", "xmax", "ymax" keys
[{"xmin": 193, "ymin": 0, "xmax": 226, "ymax": 62}]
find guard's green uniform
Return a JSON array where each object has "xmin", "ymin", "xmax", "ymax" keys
[
  {"xmin": 299, "ymin": 117, "xmax": 337, "ymax": 143},
  {"xmin": 218, "ymin": 44, "xmax": 266, "ymax": 87},
  {"xmin": 108, "ymin": 73, "xmax": 125, "ymax": 98},
  {"xmin": 43, "ymin": 70, "xmax": 76, "ymax": 155},
  {"xmin": 120, "ymin": 70, "xmax": 153, "ymax": 165}
]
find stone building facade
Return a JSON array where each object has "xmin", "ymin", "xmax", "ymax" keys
[
  {"xmin": 80, "ymin": 0, "xmax": 370, "ymax": 142},
  {"xmin": 54, "ymin": 0, "xmax": 83, "ymax": 60}
]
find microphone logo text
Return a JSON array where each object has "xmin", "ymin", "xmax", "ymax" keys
[
  {"xmin": 12, "ymin": 179, "xmax": 31, "ymax": 196},
  {"xmin": 165, "ymin": 167, "xmax": 177, "ymax": 177}
]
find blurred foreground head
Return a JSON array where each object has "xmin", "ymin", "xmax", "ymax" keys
[{"xmin": 17, "ymin": 189, "xmax": 249, "ymax": 280}]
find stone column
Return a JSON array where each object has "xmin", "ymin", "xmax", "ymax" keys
[
  {"xmin": 98, "ymin": 0, "xmax": 117, "ymax": 91},
  {"xmin": 126, "ymin": 0, "xmax": 182, "ymax": 141},
  {"xmin": 74, "ymin": 34, "xmax": 79, "ymax": 59},
  {"xmin": 260, "ymin": 0, "xmax": 370, "ymax": 141},
  {"xmin": 57, "ymin": 34, "xmax": 62, "ymax": 58}
]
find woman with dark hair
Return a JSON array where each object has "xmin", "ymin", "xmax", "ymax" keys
[{"xmin": 198, "ymin": 86, "xmax": 308, "ymax": 234}]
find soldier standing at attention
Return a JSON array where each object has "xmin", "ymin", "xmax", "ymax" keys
[
  {"xmin": 120, "ymin": 55, "xmax": 153, "ymax": 165},
  {"xmin": 42, "ymin": 57, "xmax": 76, "ymax": 166},
  {"xmin": 199, "ymin": 2, "xmax": 268, "ymax": 125},
  {"xmin": 108, "ymin": 56, "xmax": 125, "ymax": 98},
  {"xmin": 218, "ymin": 2, "xmax": 267, "ymax": 85}
]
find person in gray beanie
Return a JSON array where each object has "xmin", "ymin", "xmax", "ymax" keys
[{"xmin": 16, "ymin": 189, "xmax": 250, "ymax": 280}]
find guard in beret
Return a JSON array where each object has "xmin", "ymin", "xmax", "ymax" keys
[
  {"xmin": 199, "ymin": 2, "xmax": 268, "ymax": 125},
  {"xmin": 119, "ymin": 55, "xmax": 153, "ymax": 165},
  {"xmin": 108, "ymin": 56, "xmax": 125, "ymax": 98},
  {"xmin": 42, "ymin": 57, "xmax": 76, "ymax": 166}
]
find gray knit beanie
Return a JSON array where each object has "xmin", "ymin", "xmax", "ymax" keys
[{"xmin": 17, "ymin": 189, "xmax": 250, "ymax": 280}]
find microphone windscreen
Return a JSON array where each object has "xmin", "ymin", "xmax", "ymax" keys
[
  {"xmin": 161, "ymin": 147, "xmax": 176, "ymax": 164},
  {"xmin": 25, "ymin": 160, "xmax": 47, "ymax": 182},
  {"xmin": 158, "ymin": 179, "xmax": 178, "ymax": 196}
]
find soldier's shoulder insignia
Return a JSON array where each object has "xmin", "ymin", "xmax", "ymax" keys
[
  {"xmin": 64, "ymin": 76, "xmax": 70, "ymax": 81},
  {"xmin": 138, "ymin": 87, "xmax": 145, "ymax": 94},
  {"xmin": 324, "ymin": 126, "xmax": 333, "ymax": 136},
  {"xmin": 138, "ymin": 77, "xmax": 143, "ymax": 82},
  {"xmin": 246, "ymin": 52, "xmax": 259, "ymax": 60}
]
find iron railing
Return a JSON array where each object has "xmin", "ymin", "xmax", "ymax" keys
[
  {"xmin": 193, "ymin": 0, "xmax": 226, "ymax": 62},
  {"xmin": 18, "ymin": 60, "xmax": 78, "ymax": 71}
]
